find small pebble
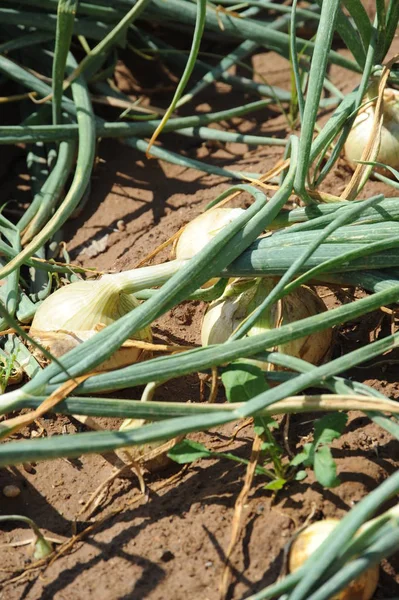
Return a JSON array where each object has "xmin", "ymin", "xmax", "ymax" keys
[
  {"xmin": 3, "ymin": 485, "xmax": 21, "ymax": 498},
  {"xmin": 160, "ymin": 550, "xmax": 174, "ymax": 562},
  {"xmin": 116, "ymin": 219, "xmax": 126, "ymax": 232},
  {"xmin": 23, "ymin": 462, "xmax": 35, "ymax": 474}
]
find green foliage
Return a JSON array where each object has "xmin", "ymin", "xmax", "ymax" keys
[
  {"xmin": 1, "ymin": 3, "xmax": 399, "ymax": 598},
  {"xmin": 291, "ymin": 412, "xmax": 348, "ymax": 488},
  {"xmin": 221, "ymin": 360, "xmax": 269, "ymax": 403},
  {"xmin": 168, "ymin": 438, "xmax": 274, "ymax": 478},
  {"xmin": 169, "ymin": 361, "xmax": 288, "ymax": 489},
  {"xmin": 168, "ymin": 439, "xmax": 212, "ymax": 464},
  {"xmin": 184, "ymin": 361, "xmax": 289, "ymax": 489},
  {"xmin": 0, "ymin": 351, "xmax": 17, "ymax": 394}
]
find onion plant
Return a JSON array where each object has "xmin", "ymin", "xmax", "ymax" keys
[{"xmin": 1, "ymin": 1, "xmax": 399, "ymax": 599}]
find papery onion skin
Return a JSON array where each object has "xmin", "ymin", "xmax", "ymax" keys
[
  {"xmin": 289, "ymin": 519, "xmax": 379, "ymax": 600},
  {"xmin": 30, "ymin": 279, "xmax": 152, "ymax": 369},
  {"xmin": 344, "ymin": 88, "xmax": 399, "ymax": 175},
  {"xmin": 31, "ymin": 280, "xmax": 143, "ymax": 332},
  {"xmin": 174, "ymin": 207, "xmax": 245, "ymax": 288},
  {"xmin": 201, "ymin": 280, "xmax": 332, "ymax": 367},
  {"xmin": 174, "ymin": 207, "xmax": 246, "ymax": 260}
]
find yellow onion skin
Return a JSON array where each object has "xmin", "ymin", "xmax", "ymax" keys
[
  {"xmin": 201, "ymin": 281, "xmax": 332, "ymax": 367},
  {"xmin": 344, "ymin": 88, "xmax": 399, "ymax": 175},
  {"xmin": 30, "ymin": 279, "xmax": 152, "ymax": 370},
  {"xmin": 280, "ymin": 286, "xmax": 333, "ymax": 365},
  {"xmin": 289, "ymin": 519, "xmax": 379, "ymax": 600},
  {"xmin": 175, "ymin": 207, "xmax": 246, "ymax": 260}
]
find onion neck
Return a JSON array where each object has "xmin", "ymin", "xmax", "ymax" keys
[
  {"xmin": 229, "ymin": 278, "xmax": 276, "ymax": 337},
  {"xmin": 0, "ymin": 388, "xmax": 26, "ymax": 415},
  {"xmin": 250, "ymin": 278, "xmax": 277, "ymax": 330},
  {"xmin": 366, "ymin": 78, "xmax": 379, "ymax": 103},
  {"xmin": 101, "ymin": 259, "xmax": 187, "ymax": 294}
]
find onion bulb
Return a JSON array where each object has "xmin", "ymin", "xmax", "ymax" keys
[
  {"xmin": 289, "ymin": 519, "xmax": 379, "ymax": 600},
  {"xmin": 344, "ymin": 87, "xmax": 399, "ymax": 175},
  {"xmin": 174, "ymin": 207, "xmax": 245, "ymax": 260},
  {"xmin": 119, "ymin": 418, "xmax": 170, "ymax": 472},
  {"xmin": 174, "ymin": 207, "xmax": 245, "ymax": 288},
  {"xmin": 30, "ymin": 276, "xmax": 152, "ymax": 370},
  {"xmin": 201, "ymin": 278, "xmax": 332, "ymax": 367}
]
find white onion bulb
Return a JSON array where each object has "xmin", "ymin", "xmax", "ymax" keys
[
  {"xmin": 30, "ymin": 276, "xmax": 151, "ymax": 370},
  {"xmin": 174, "ymin": 207, "xmax": 245, "ymax": 288},
  {"xmin": 289, "ymin": 519, "xmax": 379, "ymax": 600},
  {"xmin": 174, "ymin": 207, "xmax": 245, "ymax": 260},
  {"xmin": 201, "ymin": 279, "xmax": 332, "ymax": 367},
  {"xmin": 344, "ymin": 87, "xmax": 399, "ymax": 174},
  {"xmin": 119, "ymin": 418, "xmax": 170, "ymax": 472}
]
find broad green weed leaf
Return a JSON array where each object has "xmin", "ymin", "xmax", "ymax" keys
[
  {"xmin": 314, "ymin": 445, "xmax": 340, "ymax": 488},
  {"xmin": 264, "ymin": 478, "xmax": 286, "ymax": 491},
  {"xmin": 253, "ymin": 415, "xmax": 277, "ymax": 436},
  {"xmin": 221, "ymin": 360, "xmax": 268, "ymax": 403},
  {"xmin": 168, "ymin": 439, "xmax": 211, "ymax": 463},
  {"xmin": 290, "ymin": 443, "xmax": 314, "ymax": 467},
  {"xmin": 314, "ymin": 412, "xmax": 348, "ymax": 447}
]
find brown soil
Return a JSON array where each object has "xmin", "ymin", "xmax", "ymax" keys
[{"xmin": 1, "ymin": 33, "xmax": 399, "ymax": 600}]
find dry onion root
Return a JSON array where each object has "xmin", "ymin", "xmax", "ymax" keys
[
  {"xmin": 29, "ymin": 277, "xmax": 152, "ymax": 371},
  {"xmin": 289, "ymin": 519, "xmax": 379, "ymax": 600},
  {"xmin": 201, "ymin": 278, "xmax": 332, "ymax": 369},
  {"xmin": 344, "ymin": 86, "xmax": 399, "ymax": 176}
]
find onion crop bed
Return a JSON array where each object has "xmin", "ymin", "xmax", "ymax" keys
[{"xmin": 1, "ymin": 1, "xmax": 399, "ymax": 599}]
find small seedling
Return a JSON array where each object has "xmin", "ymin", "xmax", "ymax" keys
[
  {"xmin": 0, "ymin": 350, "xmax": 19, "ymax": 394},
  {"xmin": 169, "ymin": 361, "xmax": 294, "ymax": 490},
  {"xmin": 168, "ymin": 438, "xmax": 275, "ymax": 480},
  {"xmin": 290, "ymin": 412, "xmax": 348, "ymax": 488}
]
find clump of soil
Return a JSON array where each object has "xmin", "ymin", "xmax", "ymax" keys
[{"xmin": 1, "ymin": 38, "xmax": 399, "ymax": 600}]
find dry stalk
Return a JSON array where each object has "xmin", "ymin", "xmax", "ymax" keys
[
  {"xmin": 219, "ymin": 434, "xmax": 262, "ymax": 600},
  {"xmin": 76, "ymin": 432, "xmax": 185, "ymax": 519},
  {"xmin": 208, "ymin": 366, "xmax": 219, "ymax": 403},
  {"xmin": 0, "ymin": 374, "xmax": 92, "ymax": 439}
]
